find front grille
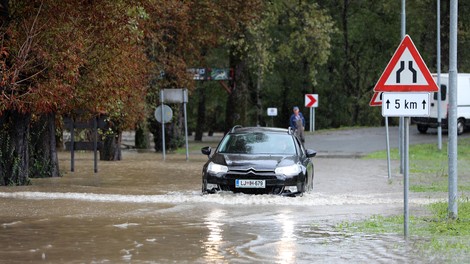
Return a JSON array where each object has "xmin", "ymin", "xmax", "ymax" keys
[
  {"xmin": 230, "ymin": 167, "xmax": 274, "ymax": 173},
  {"xmin": 223, "ymin": 185, "xmax": 283, "ymax": 194},
  {"xmin": 221, "ymin": 168, "xmax": 284, "ymax": 195},
  {"xmin": 225, "ymin": 170, "xmax": 277, "ymax": 180}
]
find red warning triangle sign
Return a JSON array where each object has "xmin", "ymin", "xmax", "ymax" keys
[{"xmin": 373, "ymin": 35, "xmax": 438, "ymax": 92}]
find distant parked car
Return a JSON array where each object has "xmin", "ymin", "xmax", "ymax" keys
[{"xmin": 201, "ymin": 126, "xmax": 316, "ymax": 196}]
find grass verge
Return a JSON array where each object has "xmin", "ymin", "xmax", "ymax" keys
[
  {"xmin": 354, "ymin": 137, "xmax": 470, "ymax": 253},
  {"xmin": 336, "ymin": 199, "xmax": 470, "ymax": 253},
  {"xmin": 364, "ymin": 137, "xmax": 470, "ymax": 193}
]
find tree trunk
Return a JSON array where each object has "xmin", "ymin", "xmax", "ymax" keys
[
  {"xmin": 341, "ymin": 0, "xmax": 354, "ymax": 125},
  {"xmin": 30, "ymin": 113, "xmax": 60, "ymax": 178},
  {"xmin": 0, "ymin": 0, "xmax": 9, "ymax": 25},
  {"xmin": 135, "ymin": 122, "xmax": 150, "ymax": 149},
  {"xmin": 281, "ymin": 78, "xmax": 290, "ymax": 128},
  {"xmin": 100, "ymin": 132, "xmax": 122, "ymax": 161},
  {"xmin": 195, "ymin": 86, "xmax": 206, "ymax": 141},
  {"xmin": 0, "ymin": 110, "xmax": 30, "ymax": 185},
  {"xmin": 256, "ymin": 67, "xmax": 263, "ymax": 126},
  {"xmin": 226, "ymin": 46, "xmax": 248, "ymax": 131},
  {"xmin": 0, "ymin": 114, "xmax": 5, "ymax": 184}
]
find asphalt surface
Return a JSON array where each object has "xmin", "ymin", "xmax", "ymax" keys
[
  {"xmin": 124, "ymin": 125, "xmax": 469, "ymax": 158},
  {"xmin": 304, "ymin": 125, "xmax": 469, "ymax": 158}
]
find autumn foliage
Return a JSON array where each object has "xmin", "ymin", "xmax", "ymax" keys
[
  {"xmin": 0, "ymin": 0, "xmax": 265, "ymax": 184},
  {"xmin": 1, "ymin": 1, "xmax": 149, "ymax": 128}
]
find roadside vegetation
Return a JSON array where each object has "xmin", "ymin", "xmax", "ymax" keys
[
  {"xmin": 365, "ymin": 137, "xmax": 470, "ymax": 192},
  {"xmin": 4, "ymin": 1, "xmax": 470, "ymax": 186},
  {"xmin": 336, "ymin": 199, "xmax": 470, "ymax": 257},
  {"xmin": 343, "ymin": 136, "xmax": 470, "ymax": 253}
]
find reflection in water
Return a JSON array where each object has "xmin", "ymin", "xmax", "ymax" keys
[
  {"xmin": 203, "ymin": 209, "xmax": 226, "ymax": 262},
  {"xmin": 0, "ymin": 151, "xmax": 464, "ymax": 263},
  {"xmin": 276, "ymin": 212, "xmax": 296, "ymax": 264}
]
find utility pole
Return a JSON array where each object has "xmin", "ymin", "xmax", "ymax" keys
[
  {"xmin": 401, "ymin": 0, "xmax": 408, "ymax": 238},
  {"xmin": 437, "ymin": 0, "xmax": 442, "ymax": 151},
  {"xmin": 448, "ymin": 0, "xmax": 458, "ymax": 220},
  {"xmin": 399, "ymin": 0, "xmax": 406, "ymax": 175}
]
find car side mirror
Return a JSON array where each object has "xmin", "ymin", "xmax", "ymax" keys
[
  {"xmin": 306, "ymin": 149, "xmax": 317, "ymax": 158},
  {"xmin": 201, "ymin": 146, "xmax": 212, "ymax": 157}
]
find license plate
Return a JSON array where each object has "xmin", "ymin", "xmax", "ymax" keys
[{"xmin": 235, "ymin": 179, "xmax": 266, "ymax": 188}]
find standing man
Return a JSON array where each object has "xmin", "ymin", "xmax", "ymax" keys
[{"xmin": 289, "ymin": 106, "xmax": 305, "ymax": 144}]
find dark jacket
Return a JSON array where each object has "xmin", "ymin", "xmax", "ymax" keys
[{"xmin": 290, "ymin": 112, "xmax": 305, "ymax": 129}]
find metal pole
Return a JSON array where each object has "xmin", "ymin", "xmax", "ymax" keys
[
  {"xmin": 404, "ymin": 117, "xmax": 410, "ymax": 238},
  {"xmin": 401, "ymin": 0, "xmax": 408, "ymax": 237},
  {"xmin": 448, "ymin": 0, "xmax": 458, "ymax": 219},
  {"xmin": 312, "ymin": 108, "xmax": 315, "ymax": 132},
  {"xmin": 161, "ymin": 90, "xmax": 166, "ymax": 161},
  {"xmin": 385, "ymin": 117, "xmax": 392, "ymax": 180},
  {"xmin": 71, "ymin": 118, "xmax": 74, "ymax": 172},
  {"xmin": 309, "ymin": 107, "xmax": 313, "ymax": 132},
  {"xmin": 401, "ymin": 0, "xmax": 406, "ymax": 38},
  {"xmin": 399, "ymin": 119, "xmax": 404, "ymax": 174},
  {"xmin": 94, "ymin": 116, "xmax": 98, "ymax": 173},
  {"xmin": 437, "ymin": 0, "xmax": 442, "ymax": 150},
  {"xmin": 399, "ymin": 0, "xmax": 406, "ymax": 174},
  {"xmin": 183, "ymin": 89, "xmax": 189, "ymax": 161}
]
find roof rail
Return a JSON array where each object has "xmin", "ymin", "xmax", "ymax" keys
[
  {"xmin": 231, "ymin": 125, "xmax": 243, "ymax": 133},
  {"xmin": 288, "ymin": 126, "xmax": 294, "ymax": 135}
]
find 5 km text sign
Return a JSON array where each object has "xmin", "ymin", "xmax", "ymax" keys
[{"xmin": 381, "ymin": 92, "xmax": 430, "ymax": 117}]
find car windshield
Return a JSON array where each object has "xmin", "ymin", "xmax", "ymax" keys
[{"xmin": 218, "ymin": 132, "xmax": 296, "ymax": 155}]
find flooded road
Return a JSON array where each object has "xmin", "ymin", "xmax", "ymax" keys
[{"xmin": 0, "ymin": 150, "xmax": 458, "ymax": 263}]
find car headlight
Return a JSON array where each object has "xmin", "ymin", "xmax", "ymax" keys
[
  {"xmin": 207, "ymin": 162, "xmax": 228, "ymax": 174},
  {"xmin": 275, "ymin": 164, "xmax": 301, "ymax": 176}
]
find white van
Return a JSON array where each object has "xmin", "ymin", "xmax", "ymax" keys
[{"xmin": 412, "ymin": 73, "xmax": 470, "ymax": 135}]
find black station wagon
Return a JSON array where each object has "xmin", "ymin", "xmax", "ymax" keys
[{"xmin": 201, "ymin": 126, "xmax": 316, "ymax": 196}]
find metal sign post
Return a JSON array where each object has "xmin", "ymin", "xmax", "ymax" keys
[
  {"xmin": 160, "ymin": 90, "xmax": 166, "ymax": 160},
  {"xmin": 183, "ymin": 90, "xmax": 189, "ymax": 160},
  {"xmin": 310, "ymin": 107, "xmax": 315, "ymax": 132},
  {"xmin": 267, "ymin": 108, "xmax": 277, "ymax": 127},
  {"xmin": 70, "ymin": 118, "xmax": 74, "ymax": 172},
  {"xmin": 65, "ymin": 114, "xmax": 104, "ymax": 173},
  {"xmin": 374, "ymin": 35, "xmax": 438, "ymax": 238},
  {"xmin": 382, "ymin": 92, "xmax": 431, "ymax": 235},
  {"xmin": 93, "ymin": 116, "xmax": 98, "ymax": 173},
  {"xmin": 385, "ymin": 117, "xmax": 391, "ymax": 181},
  {"xmin": 157, "ymin": 89, "xmax": 190, "ymax": 161},
  {"xmin": 436, "ymin": 0, "xmax": 443, "ymax": 151},
  {"xmin": 369, "ymin": 92, "xmax": 392, "ymax": 181},
  {"xmin": 404, "ymin": 117, "xmax": 410, "ymax": 237},
  {"xmin": 448, "ymin": 0, "xmax": 458, "ymax": 219}
]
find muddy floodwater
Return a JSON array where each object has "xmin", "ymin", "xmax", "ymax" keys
[{"xmin": 0, "ymin": 150, "xmax": 463, "ymax": 263}]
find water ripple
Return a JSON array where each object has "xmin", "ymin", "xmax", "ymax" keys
[{"xmin": 0, "ymin": 191, "xmax": 443, "ymax": 206}]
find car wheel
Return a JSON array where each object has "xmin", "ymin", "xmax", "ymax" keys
[
  {"xmin": 307, "ymin": 174, "xmax": 314, "ymax": 192},
  {"xmin": 202, "ymin": 179, "xmax": 208, "ymax": 194},
  {"xmin": 417, "ymin": 125, "xmax": 428, "ymax": 134},
  {"xmin": 457, "ymin": 119, "xmax": 465, "ymax": 135},
  {"xmin": 297, "ymin": 182, "xmax": 305, "ymax": 196},
  {"xmin": 311, "ymin": 171, "xmax": 315, "ymax": 191}
]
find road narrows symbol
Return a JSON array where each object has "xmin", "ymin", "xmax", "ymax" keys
[
  {"xmin": 396, "ymin": 61, "xmax": 418, "ymax": 84},
  {"xmin": 408, "ymin": 61, "xmax": 417, "ymax": 83},
  {"xmin": 396, "ymin": 61, "xmax": 405, "ymax": 83}
]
